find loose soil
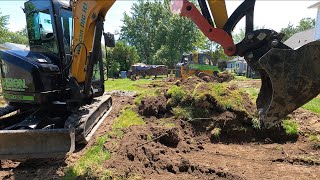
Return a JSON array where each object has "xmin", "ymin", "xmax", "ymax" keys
[
  {"xmin": 198, "ymin": 72, "xmax": 234, "ymax": 83},
  {"xmin": 1, "ymin": 78, "xmax": 320, "ymax": 180}
]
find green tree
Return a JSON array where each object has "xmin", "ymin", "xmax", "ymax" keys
[
  {"xmin": 0, "ymin": 10, "xmax": 10, "ymax": 43},
  {"xmin": 120, "ymin": 0, "xmax": 207, "ymax": 68},
  {"xmin": 110, "ymin": 41, "xmax": 139, "ymax": 71},
  {"xmin": 0, "ymin": 9, "xmax": 28, "ymax": 45},
  {"xmin": 7, "ymin": 31, "xmax": 28, "ymax": 45},
  {"xmin": 104, "ymin": 41, "xmax": 139, "ymax": 77},
  {"xmin": 280, "ymin": 18, "xmax": 315, "ymax": 41}
]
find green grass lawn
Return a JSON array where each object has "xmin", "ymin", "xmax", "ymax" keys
[
  {"xmin": 241, "ymin": 87, "xmax": 320, "ymax": 115},
  {"xmin": 104, "ymin": 78, "xmax": 154, "ymax": 92},
  {"xmin": 234, "ymin": 75, "xmax": 250, "ymax": 81},
  {"xmin": 302, "ymin": 97, "xmax": 320, "ymax": 114}
]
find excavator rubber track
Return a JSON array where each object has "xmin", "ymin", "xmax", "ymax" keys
[
  {"xmin": 65, "ymin": 95, "xmax": 113, "ymax": 144},
  {"xmin": 0, "ymin": 95, "xmax": 112, "ymax": 160}
]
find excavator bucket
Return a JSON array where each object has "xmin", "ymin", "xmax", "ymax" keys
[{"xmin": 256, "ymin": 41, "xmax": 320, "ymax": 128}]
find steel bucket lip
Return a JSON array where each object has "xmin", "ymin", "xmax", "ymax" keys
[
  {"xmin": 256, "ymin": 41, "xmax": 320, "ymax": 128},
  {"xmin": 0, "ymin": 128, "xmax": 75, "ymax": 160}
]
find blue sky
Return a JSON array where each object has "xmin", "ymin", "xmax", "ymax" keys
[{"xmin": 0, "ymin": 1, "xmax": 318, "ymax": 36}]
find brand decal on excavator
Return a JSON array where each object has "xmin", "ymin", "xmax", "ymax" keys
[
  {"xmin": 2, "ymin": 78, "xmax": 28, "ymax": 91},
  {"xmin": 3, "ymin": 93, "xmax": 34, "ymax": 101},
  {"xmin": 76, "ymin": 2, "xmax": 88, "ymax": 55}
]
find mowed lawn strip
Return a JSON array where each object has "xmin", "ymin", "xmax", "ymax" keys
[{"xmin": 105, "ymin": 78, "xmax": 153, "ymax": 92}]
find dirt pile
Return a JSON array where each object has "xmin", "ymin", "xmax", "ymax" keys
[
  {"xmin": 138, "ymin": 95, "xmax": 168, "ymax": 118},
  {"xmin": 137, "ymin": 76, "xmax": 299, "ymax": 142},
  {"xmin": 198, "ymin": 72, "xmax": 234, "ymax": 83}
]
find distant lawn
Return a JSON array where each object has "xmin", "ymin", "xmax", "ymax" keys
[
  {"xmin": 234, "ymin": 75, "xmax": 249, "ymax": 81},
  {"xmin": 242, "ymin": 87, "xmax": 259, "ymax": 101},
  {"xmin": 303, "ymin": 97, "xmax": 320, "ymax": 114},
  {"xmin": 242, "ymin": 87, "xmax": 320, "ymax": 115},
  {"xmin": 104, "ymin": 78, "xmax": 154, "ymax": 92}
]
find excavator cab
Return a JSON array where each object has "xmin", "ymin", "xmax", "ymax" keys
[{"xmin": 0, "ymin": 0, "xmax": 106, "ymax": 106}]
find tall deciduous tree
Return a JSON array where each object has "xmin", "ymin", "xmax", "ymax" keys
[
  {"xmin": 0, "ymin": 10, "xmax": 28, "ymax": 45},
  {"xmin": 103, "ymin": 41, "xmax": 139, "ymax": 77},
  {"xmin": 120, "ymin": 0, "xmax": 207, "ymax": 68},
  {"xmin": 0, "ymin": 10, "xmax": 9, "ymax": 43}
]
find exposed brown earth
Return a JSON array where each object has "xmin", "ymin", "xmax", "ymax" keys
[{"xmin": 1, "ymin": 78, "xmax": 319, "ymax": 180}]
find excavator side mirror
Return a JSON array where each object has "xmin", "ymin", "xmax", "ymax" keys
[
  {"xmin": 103, "ymin": 32, "xmax": 115, "ymax": 47},
  {"xmin": 39, "ymin": 22, "xmax": 54, "ymax": 41}
]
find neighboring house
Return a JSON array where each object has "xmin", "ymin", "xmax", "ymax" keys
[
  {"xmin": 309, "ymin": 2, "xmax": 320, "ymax": 40},
  {"xmin": 284, "ymin": 28, "xmax": 315, "ymax": 49},
  {"xmin": 283, "ymin": 2, "xmax": 320, "ymax": 49},
  {"xmin": 0, "ymin": 42, "xmax": 29, "ymax": 51},
  {"xmin": 225, "ymin": 57, "xmax": 247, "ymax": 75}
]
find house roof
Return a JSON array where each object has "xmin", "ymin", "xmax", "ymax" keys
[
  {"xmin": 226, "ymin": 56, "xmax": 246, "ymax": 64},
  {"xmin": 284, "ymin": 28, "xmax": 315, "ymax": 49},
  {"xmin": 308, "ymin": 1, "xmax": 320, "ymax": 8}
]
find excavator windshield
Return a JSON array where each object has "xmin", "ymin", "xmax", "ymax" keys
[
  {"xmin": 25, "ymin": 0, "xmax": 72, "ymax": 57},
  {"xmin": 60, "ymin": 9, "xmax": 73, "ymax": 54},
  {"xmin": 25, "ymin": 7, "xmax": 58, "ymax": 54}
]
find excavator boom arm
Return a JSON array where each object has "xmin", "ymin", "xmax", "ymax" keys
[{"xmin": 71, "ymin": 0, "xmax": 115, "ymax": 86}]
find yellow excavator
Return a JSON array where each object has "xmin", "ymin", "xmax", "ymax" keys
[
  {"xmin": 0, "ymin": 0, "xmax": 319, "ymax": 159},
  {"xmin": 176, "ymin": 52, "xmax": 219, "ymax": 79}
]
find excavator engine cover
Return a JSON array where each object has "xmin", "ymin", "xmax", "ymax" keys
[{"xmin": 256, "ymin": 41, "xmax": 320, "ymax": 128}]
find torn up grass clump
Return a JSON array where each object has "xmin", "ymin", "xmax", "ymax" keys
[
  {"xmin": 136, "ymin": 76, "xmax": 299, "ymax": 143},
  {"xmin": 64, "ymin": 107, "xmax": 145, "ymax": 179}
]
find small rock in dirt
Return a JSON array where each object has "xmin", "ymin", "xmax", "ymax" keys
[
  {"xmin": 178, "ymin": 158, "xmax": 190, "ymax": 172},
  {"xmin": 127, "ymin": 153, "xmax": 134, "ymax": 161},
  {"xmin": 158, "ymin": 128, "xmax": 181, "ymax": 148},
  {"xmin": 166, "ymin": 164, "xmax": 176, "ymax": 174}
]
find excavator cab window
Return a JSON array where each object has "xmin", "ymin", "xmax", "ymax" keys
[
  {"xmin": 25, "ymin": 2, "xmax": 58, "ymax": 55},
  {"xmin": 60, "ymin": 8, "xmax": 72, "ymax": 55}
]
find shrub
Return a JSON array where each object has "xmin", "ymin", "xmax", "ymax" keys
[{"xmin": 252, "ymin": 118, "xmax": 261, "ymax": 129}]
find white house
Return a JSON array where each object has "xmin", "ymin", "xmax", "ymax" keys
[
  {"xmin": 282, "ymin": 2, "xmax": 319, "ymax": 49},
  {"xmin": 309, "ymin": 2, "xmax": 320, "ymax": 40},
  {"xmin": 225, "ymin": 56, "xmax": 247, "ymax": 75}
]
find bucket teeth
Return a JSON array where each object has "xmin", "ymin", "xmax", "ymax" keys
[{"xmin": 257, "ymin": 41, "xmax": 320, "ymax": 128}]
